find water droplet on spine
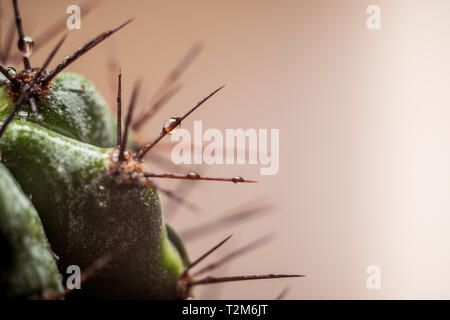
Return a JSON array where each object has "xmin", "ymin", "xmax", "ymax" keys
[
  {"xmin": 6, "ymin": 67, "xmax": 17, "ymax": 76},
  {"xmin": 232, "ymin": 176, "xmax": 244, "ymax": 184},
  {"xmin": 18, "ymin": 36, "xmax": 35, "ymax": 58},
  {"xmin": 163, "ymin": 117, "xmax": 181, "ymax": 134},
  {"xmin": 186, "ymin": 172, "xmax": 200, "ymax": 179}
]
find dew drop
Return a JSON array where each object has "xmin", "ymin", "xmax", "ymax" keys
[
  {"xmin": 186, "ymin": 172, "xmax": 200, "ymax": 179},
  {"xmin": 6, "ymin": 67, "xmax": 17, "ymax": 76},
  {"xmin": 18, "ymin": 36, "xmax": 35, "ymax": 58},
  {"xmin": 232, "ymin": 176, "xmax": 244, "ymax": 184},
  {"xmin": 163, "ymin": 117, "xmax": 181, "ymax": 134}
]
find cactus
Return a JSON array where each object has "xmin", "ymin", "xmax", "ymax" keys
[
  {"xmin": 0, "ymin": 162, "xmax": 63, "ymax": 299},
  {"xmin": 0, "ymin": 0, "xmax": 303, "ymax": 299}
]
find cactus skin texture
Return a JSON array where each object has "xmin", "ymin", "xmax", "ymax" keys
[
  {"xmin": 1, "ymin": 72, "xmax": 117, "ymax": 148},
  {"xmin": 0, "ymin": 118, "xmax": 188, "ymax": 299},
  {"xmin": 0, "ymin": 162, "xmax": 63, "ymax": 299}
]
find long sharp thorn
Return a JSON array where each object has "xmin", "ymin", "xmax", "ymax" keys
[
  {"xmin": 136, "ymin": 85, "xmax": 225, "ymax": 160},
  {"xmin": 119, "ymin": 78, "xmax": 141, "ymax": 161},
  {"xmin": 12, "ymin": 0, "xmax": 31, "ymax": 70},
  {"xmin": 144, "ymin": 172, "xmax": 257, "ymax": 183},
  {"xmin": 116, "ymin": 71, "xmax": 122, "ymax": 148},
  {"xmin": 42, "ymin": 19, "xmax": 133, "ymax": 85},
  {"xmin": 132, "ymin": 84, "xmax": 182, "ymax": 130},
  {"xmin": 0, "ymin": 35, "xmax": 66, "ymax": 139},
  {"xmin": 182, "ymin": 234, "xmax": 232, "ymax": 277},
  {"xmin": 193, "ymin": 234, "xmax": 275, "ymax": 277},
  {"xmin": 133, "ymin": 42, "xmax": 203, "ymax": 130},
  {"xmin": 179, "ymin": 85, "xmax": 225, "ymax": 122},
  {"xmin": 189, "ymin": 274, "xmax": 305, "ymax": 287}
]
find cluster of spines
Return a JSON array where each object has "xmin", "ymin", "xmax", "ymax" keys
[{"xmin": 0, "ymin": 0, "xmax": 303, "ymax": 299}]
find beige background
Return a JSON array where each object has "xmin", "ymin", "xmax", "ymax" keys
[{"xmin": 2, "ymin": 0, "xmax": 450, "ymax": 299}]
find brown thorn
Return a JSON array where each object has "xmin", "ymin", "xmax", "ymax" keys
[
  {"xmin": 182, "ymin": 234, "xmax": 232, "ymax": 277},
  {"xmin": 193, "ymin": 234, "xmax": 275, "ymax": 277},
  {"xmin": 0, "ymin": 34, "xmax": 66, "ymax": 139},
  {"xmin": 119, "ymin": 78, "xmax": 141, "ymax": 161},
  {"xmin": 132, "ymin": 84, "xmax": 182, "ymax": 131},
  {"xmin": 116, "ymin": 71, "xmax": 122, "ymax": 148},
  {"xmin": 132, "ymin": 42, "xmax": 203, "ymax": 130},
  {"xmin": 144, "ymin": 172, "xmax": 257, "ymax": 183},
  {"xmin": 135, "ymin": 85, "xmax": 225, "ymax": 160},
  {"xmin": 28, "ymin": 96, "xmax": 41, "ymax": 123},
  {"xmin": 275, "ymin": 286, "xmax": 290, "ymax": 300},
  {"xmin": 189, "ymin": 274, "xmax": 305, "ymax": 287},
  {"xmin": 41, "ymin": 18, "xmax": 133, "ymax": 85},
  {"xmin": 179, "ymin": 202, "xmax": 274, "ymax": 242},
  {"xmin": 12, "ymin": 0, "xmax": 31, "ymax": 70}
]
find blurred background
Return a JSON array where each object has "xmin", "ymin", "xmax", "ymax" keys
[{"xmin": 2, "ymin": 0, "xmax": 450, "ymax": 299}]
